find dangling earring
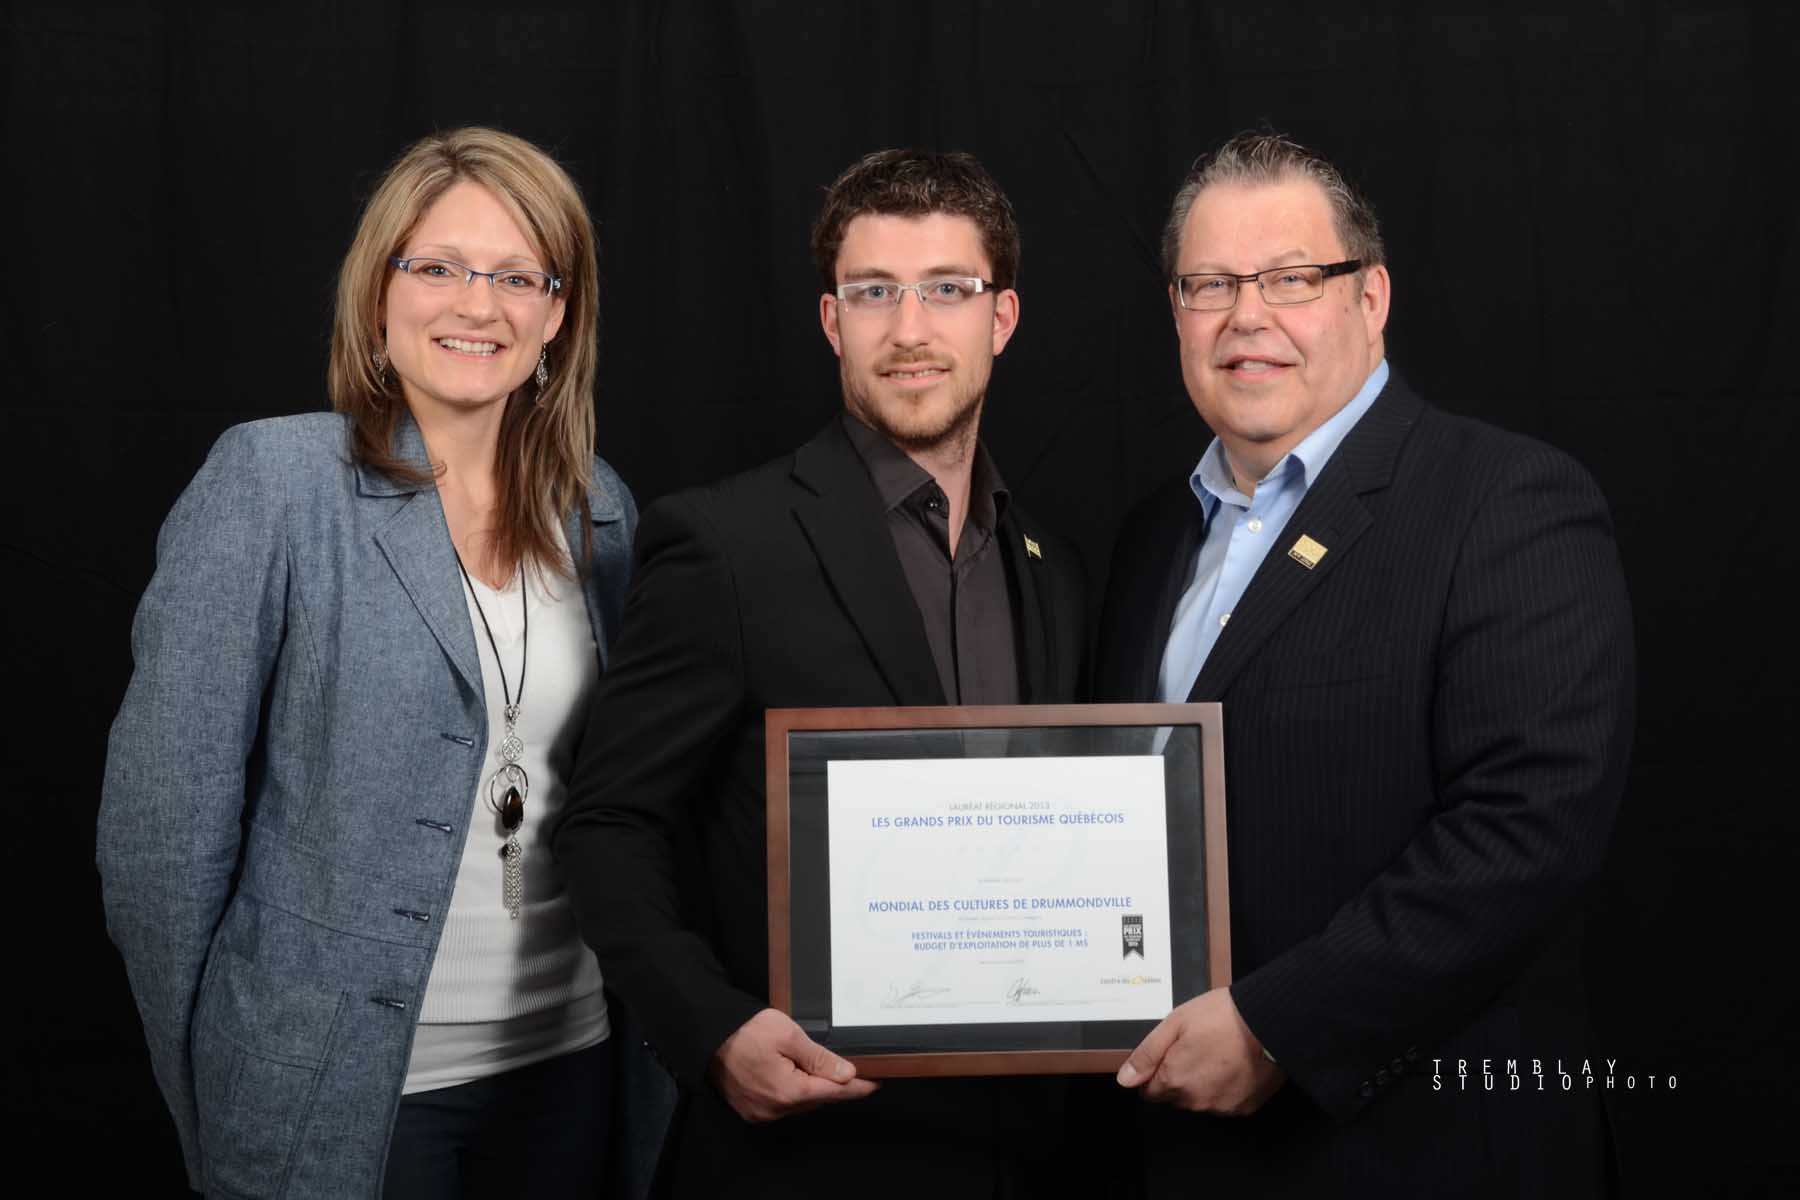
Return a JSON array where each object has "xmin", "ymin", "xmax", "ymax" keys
[
  {"xmin": 533, "ymin": 347, "xmax": 550, "ymax": 402},
  {"xmin": 372, "ymin": 348, "xmax": 387, "ymax": 375}
]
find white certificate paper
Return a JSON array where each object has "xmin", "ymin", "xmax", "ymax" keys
[{"xmin": 826, "ymin": 755, "xmax": 1173, "ymax": 1027}]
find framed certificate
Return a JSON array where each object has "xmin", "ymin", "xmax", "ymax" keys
[{"xmin": 765, "ymin": 703, "xmax": 1228, "ymax": 1078}]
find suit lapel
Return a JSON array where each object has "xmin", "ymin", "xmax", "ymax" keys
[
  {"xmin": 997, "ymin": 512, "xmax": 1051, "ymax": 702},
  {"xmin": 1186, "ymin": 466, "xmax": 1371, "ymax": 700},
  {"xmin": 1188, "ymin": 379, "xmax": 1422, "ymax": 701},
  {"xmin": 360, "ymin": 418, "xmax": 483, "ymax": 698},
  {"xmin": 790, "ymin": 422, "xmax": 946, "ymax": 707}
]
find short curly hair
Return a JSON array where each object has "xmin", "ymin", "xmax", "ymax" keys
[{"xmin": 810, "ymin": 148, "xmax": 1021, "ymax": 292}]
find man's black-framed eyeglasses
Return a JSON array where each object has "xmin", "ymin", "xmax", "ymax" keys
[{"xmin": 1173, "ymin": 260, "xmax": 1361, "ymax": 311}]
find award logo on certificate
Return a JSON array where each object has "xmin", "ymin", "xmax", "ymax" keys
[{"xmin": 766, "ymin": 703, "xmax": 1228, "ymax": 1077}]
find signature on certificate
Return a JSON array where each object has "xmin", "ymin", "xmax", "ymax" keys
[
  {"xmin": 1005, "ymin": 977, "xmax": 1042, "ymax": 1004},
  {"xmin": 883, "ymin": 980, "xmax": 952, "ymax": 1007}
]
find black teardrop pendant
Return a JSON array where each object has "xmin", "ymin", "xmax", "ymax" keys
[{"xmin": 501, "ymin": 786, "xmax": 524, "ymax": 831}]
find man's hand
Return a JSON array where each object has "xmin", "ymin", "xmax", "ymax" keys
[
  {"xmin": 1115, "ymin": 987, "xmax": 1285, "ymax": 1115},
  {"xmin": 709, "ymin": 1007, "xmax": 880, "ymax": 1123}
]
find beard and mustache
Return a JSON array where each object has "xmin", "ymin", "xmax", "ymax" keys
[{"xmin": 839, "ymin": 350, "xmax": 988, "ymax": 457}]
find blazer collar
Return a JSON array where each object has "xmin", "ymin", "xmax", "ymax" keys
[
  {"xmin": 790, "ymin": 419, "xmax": 946, "ymax": 706},
  {"xmin": 353, "ymin": 412, "xmax": 431, "ymax": 497},
  {"xmin": 1187, "ymin": 372, "xmax": 1422, "ymax": 701},
  {"xmin": 1324, "ymin": 369, "xmax": 1420, "ymax": 497},
  {"xmin": 580, "ymin": 462, "xmax": 626, "ymax": 525},
  {"xmin": 358, "ymin": 410, "xmax": 625, "ymax": 697},
  {"xmin": 353, "ymin": 412, "xmax": 625, "ymax": 521}
]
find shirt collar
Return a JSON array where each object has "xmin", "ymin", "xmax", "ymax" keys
[
  {"xmin": 841, "ymin": 411, "xmax": 1010, "ymax": 530},
  {"xmin": 1189, "ymin": 357, "xmax": 1389, "ymax": 513}
]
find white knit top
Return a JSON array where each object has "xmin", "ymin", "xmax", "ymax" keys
[{"xmin": 404, "ymin": 545, "xmax": 608, "ymax": 1093}]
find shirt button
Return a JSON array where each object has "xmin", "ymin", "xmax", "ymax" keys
[
  {"xmin": 1247, "ymin": 518, "xmax": 1263, "ymax": 532},
  {"xmin": 1219, "ymin": 613, "xmax": 1231, "ymax": 627}
]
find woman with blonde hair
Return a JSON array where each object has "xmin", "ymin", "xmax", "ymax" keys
[{"xmin": 100, "ymin": 127, "xmax": 644, "ymax": 1197}]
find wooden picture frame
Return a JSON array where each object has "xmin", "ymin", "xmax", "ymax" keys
[{"xmin": 765, "ymin": 703, "xmax": 1229, "ymax": 1077}]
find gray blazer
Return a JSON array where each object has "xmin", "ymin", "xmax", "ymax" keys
[{"xmin": 98, "ymin": 413, "xmax": 670, "ymax": 1198}]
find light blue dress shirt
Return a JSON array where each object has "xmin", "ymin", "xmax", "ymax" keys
[{"xmin": 1158, "ymin": 359, "xmax": 1389, "ymax": 703}]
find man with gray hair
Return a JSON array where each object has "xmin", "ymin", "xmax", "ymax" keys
[{"xmin": 1097, "ymin": 131, "xmax": 1634, "ymax": 1195}]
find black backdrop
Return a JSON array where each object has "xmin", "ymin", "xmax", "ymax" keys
[{"xmin": 5, "ymin": 2, "xmax": 1794, "ymax": 1194}]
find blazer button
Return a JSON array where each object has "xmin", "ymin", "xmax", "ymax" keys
[
  {"xmin": 1375, "ymin": 1069, "xmax": 1389, "ymax": 1087},
  {"xmin": 1360, "ymin": 1082, "xmax": 1374, "ymax": 1099},
  {"xmin": 1406, "ymin": 1046, "xmax": 1420, "ymax": 1062},
  {"xmin": 1391, "ymin": 1057, "xmax": 1406, "ymax": 1074}
]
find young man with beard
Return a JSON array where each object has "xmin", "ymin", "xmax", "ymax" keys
[{"xmin": 555, "ymin": 150, "xmax": 1087, "ymax": 1198}]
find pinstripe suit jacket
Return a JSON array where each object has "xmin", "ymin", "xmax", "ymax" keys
[{"xmin": 1097, "ymin": 374, "xmax": 1634, "ymax": 1197}]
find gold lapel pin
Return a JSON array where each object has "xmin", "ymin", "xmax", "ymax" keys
[
  {"xmin": 1024, "ymin": 535, "xmax": 1042, "ymax": 560},
  {"xmin": 1287, "ymin": 534, "xmax": 1328, "ymax": 570}
]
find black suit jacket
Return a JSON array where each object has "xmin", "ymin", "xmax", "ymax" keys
[
  {"xmin": 1098, "ymin": 375, "xmax": 1633, "ymax": 1196},
  {"xmin": 555, "ymin": 419, "xmax": 1085, "ymax": 1189}
]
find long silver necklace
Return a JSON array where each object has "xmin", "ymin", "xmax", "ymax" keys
[{"xmin": 455, "ymin": 554, "xmax": 529, "ymax": 919}]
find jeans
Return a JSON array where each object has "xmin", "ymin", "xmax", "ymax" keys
[{"xmin": 382, "ymin": 1038, "xmax": 613, "ymax": 1199}]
